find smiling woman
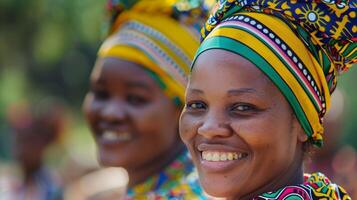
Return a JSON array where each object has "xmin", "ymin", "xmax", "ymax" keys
[
  {"xmin": 82, "ymin": 0, "xmax": 208, "ymax": 198},
  {"xmin": 85, "ymin": 58, "xmax": 182, "ymax": 174},
  {"xmin": 180, "ymin": 0, "xmax": 355, "ymax": 199},
  {"xmin": 181, "ymin": 50, "xmax": 308, "ymax": 199}
]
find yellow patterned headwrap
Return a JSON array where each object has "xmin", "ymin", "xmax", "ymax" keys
[
  {"xmin": 98, "ymin": 0, "xmax": 207, "ymax": 104},
  {"xmin": 193, "ymin": 0, "xmax": 356, "ymax": 146}
]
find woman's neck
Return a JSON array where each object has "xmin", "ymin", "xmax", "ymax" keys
[{"xmin": 127, "ymin": 141, "xmax": 186, "ymax": 188}]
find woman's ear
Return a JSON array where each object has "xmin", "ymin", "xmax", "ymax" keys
[
  {"xmin": 298, "ymin": 131, "xmax": 308, "ymax": 143},
  {"xmin": 291, "ymin": 112, "xmax": 308, "ymax": 143}
]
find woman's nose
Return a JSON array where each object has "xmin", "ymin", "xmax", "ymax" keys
[
  {"xmin": 100, "ymin": 98, "xmax": 128, "ymax": 124},
  {"xmin": 197, "ymin": 112, "xmax": 231, "ymax": 139}
]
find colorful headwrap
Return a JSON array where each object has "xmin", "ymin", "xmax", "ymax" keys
[
  {"xmin": 98, "ymin": 0, "xmax": 208, "ymax": 105},
  {"xmin": 193, "ymin": 0, "xmax": 356, "ymax": 146}
]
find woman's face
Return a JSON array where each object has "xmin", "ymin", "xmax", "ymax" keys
[
  {"xmin": 83, "ymin": 57, "xmax": 181, "ymax": 170},
  {"xmin": 180, "ymin": 49, "xmax": 307, "ymax": 199}
]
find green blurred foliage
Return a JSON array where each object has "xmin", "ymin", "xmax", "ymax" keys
[
  {"xmin": 0, "ymin": 0, "xmax": 106, "ymax": 105},
  {"xmin": 0, "ymin": 0, "xmax": 106, "ymax": 159},
  {"xmin": 339, "ymin": 67, "xmax": 357, "ymax": 146}
]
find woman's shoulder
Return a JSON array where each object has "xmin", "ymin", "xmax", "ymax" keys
[
  {"xmin": 127, "ymin": 151, "xmax": 205, "ymax": 199},
  {"xmin": 155, "ymin": 151, "xmax": 206, "ymax": 199},
  {"xmin": 256, "ymin": 172, "xmax": 351, "ymax": 200},
  {"xmin": 304, "ymin": 172, "xmax": 351, "ymax": 200}
]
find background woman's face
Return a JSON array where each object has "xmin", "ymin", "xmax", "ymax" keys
[
  {"xmin": 180, "ymin": 49, "xmax": 306, "ymax": 199},
  {"xmin": 83, "ymin": 57, "xmax": 181, "ymax": 170}
]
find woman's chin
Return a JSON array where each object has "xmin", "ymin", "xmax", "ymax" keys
[
  {"xmin": 201, "ymin": 180, "xmax": 238, "ymax": 199},
  {"xmin": 97, "ymin": 151, "xmax": 125, "ymax": 167}
]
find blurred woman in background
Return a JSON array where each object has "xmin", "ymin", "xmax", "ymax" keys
[
  {"xmin": 2, "ymin": 100, "xmax": 65, "ymax": 200},
  {"xmin": 83, "ymin": 0, "xmax": 207, "ymax": 198},
  {"xmin": 180, "ymin": 0, "xmax": 355, "ymax": 199}
]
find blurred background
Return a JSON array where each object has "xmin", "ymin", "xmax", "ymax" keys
[
  {"xmin": 0, "ymin": 0, "xmax": 105, "ymax": 163},
  {"xmin": 0, "ymin": 0, "xmax": 110, "ymax": 199},
  {"xmin": 0, "ymin": 0, "xmax": 356, "ymax": 199}
]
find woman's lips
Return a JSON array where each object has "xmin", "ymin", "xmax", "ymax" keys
[
  {"xmin": 197, "ymin": 143, "xmax": 249, "ymax": 153},
  {"xmin": 199, "ymin": 150, "xmax": 249, "ymax": 172},
  {"xmin": 97, "ymin": 130, "xmax": 133, "ymax": 147},
  {"xmin": 197, "ymin": 143, "xmax": 249, "ymax": 172}
]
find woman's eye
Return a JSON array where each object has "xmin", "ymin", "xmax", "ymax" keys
[
  {"xmin": 93, "ymin": 89, "xmax": 109, "ymax": 100},
  {"xmin": 186, "ymin": 102, "xmax": 206, "ymax": 110},
  {"xmin": 232, "ymin": 104, "xmax": 255, "ymax": 112},
  {"xmin": 127, "ymin": 94, "xmax": 148, "ymax": 106}
]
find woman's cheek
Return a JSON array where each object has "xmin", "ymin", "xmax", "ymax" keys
[
  {"xmin": 179, "ymin": 112, "xmax": 196, "ymax": 143},
  {"xmin": 235, "ymin": 118, "xmax": 277, "ymax": 143},
  {"xmin": 128, "ymin": 106, "xmax": 153, "ymax": 129},
  {"xmin": 84, "ymin": 98, "xmax": 99, "ymax": 123}
]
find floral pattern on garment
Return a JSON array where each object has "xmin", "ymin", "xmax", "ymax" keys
[
  {"xmin": 255, "ymin": 172, "xmax": 351, "ymax": 200},
  {"xmin": 124, "ymin": 150, "xmax": 205, "ymax": 200}
]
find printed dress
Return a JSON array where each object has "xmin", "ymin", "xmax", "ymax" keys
[
  {"xmin": 255, "ymin": 173, "xmax": 351, "ymax": 200},
  {"xmin": 124, "ymin": 150, "xmax": 205, "ymax": 200}
]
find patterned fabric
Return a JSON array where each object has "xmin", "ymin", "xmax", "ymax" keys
[
  {"xmin": 305, "ymin": 145, "xmax": 357, "ymax": 199},
  {"xmin": 255, "ymin": 173, "xmax": 351, "ymax": 200},
  {"xmin": 99, "ymin": 0, "xmax": 209, "ymax": 104},
  {"xmin": 193, "ymin": 0, "xmax": 356, "ymax": 146},
  {"xmin": 124, "ymin": 151, "xmax": 204, "ymax": 199}
]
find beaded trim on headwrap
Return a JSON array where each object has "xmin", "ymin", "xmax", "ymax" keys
[
  {"xmin": 193, "ymin": 0, "xmax": 356, "ymax": 147},
  {"xmin": 100, "ymin": 0, "xmax": 209, "ymax": 104},
  {"xmin": 122, "ymin": 21, "xmax": 193, "ymax": 68},
  {"xmin": 201, "ymin": 0, "xmax": 356, "ymax": 90},
  {"xmin": 101, "ymin": 20, "xmax": 189, "ymax": 86}
]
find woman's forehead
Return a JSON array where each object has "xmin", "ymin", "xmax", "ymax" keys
[
  {"xmin": 190, "ymin": 50, "xmax": 271, "ymax": 89},
  {"xmin": 92, "ymin": 58, "xmax": 157, "ymax": 86}
]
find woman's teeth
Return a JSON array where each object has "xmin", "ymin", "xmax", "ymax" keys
[
  {"xmin": 102, "ymin": 131, "xmax": 131, "ymax": 142},
  {"xmin": 202, "ymin": 151, "xmax": 248, "ymax": 161}
]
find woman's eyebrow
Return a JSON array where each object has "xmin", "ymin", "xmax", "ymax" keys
[
  {"xmin": 125, "ymin": 81, "xmax": 151, "ymax": 90},
  {"xmin": 227, "ymin": 88, "xmax": 257, "ymax": 97},
  {"xmin": 187, "ymin": 88, "xmax": 204, "ymax": 95}
]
